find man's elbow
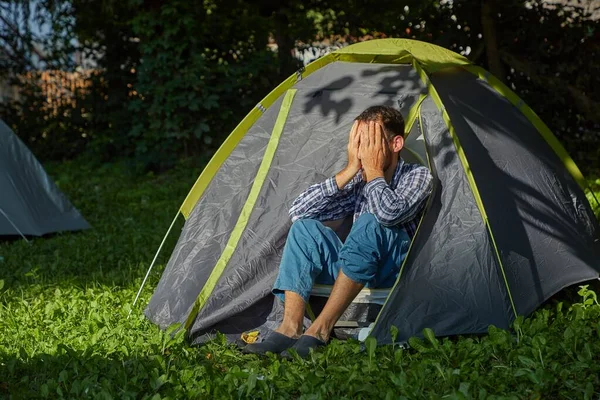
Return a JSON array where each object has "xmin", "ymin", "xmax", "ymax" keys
[{"xmin": 288, "ymin": 209, "xmax": 301, "ymax": 222}]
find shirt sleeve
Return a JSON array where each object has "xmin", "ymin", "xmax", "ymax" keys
[
  {"xmin": 289, "ymin": 172, "xmax": 362, "ymax": 222},
  {"xmin": 364, "ymin": 165, "xmax": 433, "ymax": 227}
]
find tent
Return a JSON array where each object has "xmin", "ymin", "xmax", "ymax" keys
[
  {"xmin": 0, "ymin": 120, "xmax": 91, "ymax": 238},
  {"xmin": 143, "ymin": 39, "xmax": 600, "ymax": 345}
]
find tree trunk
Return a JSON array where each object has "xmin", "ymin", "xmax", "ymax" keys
[
  {"xmin": 481, "ymin": 0, "xmax": 506, "ymax": 82},
  {"xmin": 274, "ymin": 10, "xmax": 299, "ymax": 78}
]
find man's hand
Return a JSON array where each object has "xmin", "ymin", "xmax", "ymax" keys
[
  {"xmin": 360, "ymin": 121, "xmax": 388, "ymax": 182},
  {"xmin": 346, "ymin": 120, "xmax": 362, "ymax": 173},
  {"xmin": 335, "ymin": 121, "xmax": 362, "ymax": 189}
]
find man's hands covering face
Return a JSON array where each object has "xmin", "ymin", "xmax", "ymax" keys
[
  {"xmin": 359, "ymin": 121, "xmax": 388, "ymax": 182},
  {"xmin": 336, "ymin": 120, "xmax": 388, "ymax": 189},
  {"xmin": 346, "ymin": 121, "xmax": 362, "ymax": 175}
]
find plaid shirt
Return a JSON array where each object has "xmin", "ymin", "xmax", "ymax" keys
[{"xmin": 289, "ymin": 159, "xmax": 433, "ymax": 238}]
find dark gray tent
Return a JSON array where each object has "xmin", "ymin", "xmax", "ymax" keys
[
  {"xmin": 143, "ymin": 39, "xmax": 600, "ymax": 344},
  {"xmin": 0, "ymin": 120, "xmax": 90, "ymax": 237}
]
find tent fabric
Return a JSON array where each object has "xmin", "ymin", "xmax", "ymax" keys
[
  {"xmin": 178, "ymin": 39, "xmax": 470, "ymax": 219},
  {"xmin": 334, "ymin": 38, "xmax": 472, "ymax": 72},
  {"xmin": 145, "ymin": 39, "xmax": 600, "ymax": 345},
  {"xmin": 0, "ymin": 120, "xmax": 91, "ymax": 237},
  {"xmin": 432, "ymin": 67, "xmax": 599, "ymax": 316},
  {"xmin": 464, "ymin": 65, "xmax": 589, "ymax": 191}
]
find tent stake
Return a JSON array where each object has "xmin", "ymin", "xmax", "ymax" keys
[
  {"xmin": 0, "ymin": 207, "xmax": 30, "ymax": 244},
  {"xmin": 129, "ymin": 212, "xmax": 180, "ymax": 318}
]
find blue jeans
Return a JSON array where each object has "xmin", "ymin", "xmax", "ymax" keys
[{"xmin": 272, "ymin": 214, "xmax": 411, "ymax": 303}]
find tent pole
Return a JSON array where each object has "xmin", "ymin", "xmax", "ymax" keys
[
  {"xmin": 0, "ymin": 207, "xmax": 30, "ymax": 244},
  {"xmin": 129, "ymin": 212, "xmax": 180, "ymax": 318}
]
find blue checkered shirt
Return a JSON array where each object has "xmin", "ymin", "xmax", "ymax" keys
[{"xmin": 289, "ymin": 159, "xmax": 433, "ymax": 238}]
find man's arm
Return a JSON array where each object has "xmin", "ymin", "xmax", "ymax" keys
[
  {"xmin": 288, "ymin": 173, "xmax": 361, "ymax": 222},
  {"xmin": 364, "ymin": 165, "xmax": 433, "ymax": 227},
  {"xmin": 289, "ymin": 121, "xmax": 363, "ymax": 222}
]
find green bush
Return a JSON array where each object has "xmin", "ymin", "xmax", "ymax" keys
[
  {"xmin": 3, "ymin": 0, "xmax": 599, "ymax": 173},
  {"xmin": 127, "ymin": 0, "xmax": 278, "ymax": 169},
  {"xmin": 1, "ymin": 78, "xmax": 92, "ymax": 160}
]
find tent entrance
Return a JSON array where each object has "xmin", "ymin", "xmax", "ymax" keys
[
  {"xmin": 305, "ymin": 102, "xmax": 434, "ymax": 340},
  {"xmin": 310, "ymin": 285, "xmax": 390, "ymax": 305},
  {"xmin": 308, "ymin": 287, "xmax": 387, "ymax": 339}
]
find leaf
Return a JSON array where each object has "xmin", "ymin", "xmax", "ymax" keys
[
  {"xmin": 246, "ymin": 373, "xmax": 257, "ymax": 396},
  {"xmin": 459, "ymin": 382, "xmax": 471, "ymax": 397},
  {"xmin": 584, "ymin": 382, "xmax": 594, "ymax": 400},
  {"xmin": 40, "ymin": 383, "xmax": 49, "ymax": 398},
  {"xmin": 423, "ymin": 328, "xmax": 438, "ymax": 348},
  {"xmin": 518, "ymin": 355, "xmax": 537, "ymax": 369},
  {"xmin": 514, "ymin": 368, "xmax": 531, "ymax": 377},
  {"xmin": 390, "ymin": 325, "xmax": 399, "ymax": 344},
  {"xmin": 58, "ymin": 370, "xmax": 68, "ymax": 383},
  {"xmin": 365, "ymin": 336, "xmax": 377, "ymax": 360},
  {"xmin": 408, "ymin": 337, "xmax": 428, "ymax": 353}
]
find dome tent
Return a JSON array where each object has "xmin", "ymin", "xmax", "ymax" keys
[
  {"xmin": 0, "ymin": 120, "xmax": 90, "ymax": 238},
  {"xmin": 142, "ymin": 39, "xmax": 600, "ymax": 345}
]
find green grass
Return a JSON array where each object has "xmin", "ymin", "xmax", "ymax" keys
[
  {"xmin": 1, "ymin": 160, "xmax": 599, "ymax": 399},
  {"xmin": 587, "ymin": 175, "xmax": 600, "ymax": 220}
]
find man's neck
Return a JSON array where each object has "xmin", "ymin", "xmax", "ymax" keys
[{"xmin": 384, "ymin": 156, "xmax": 399, "ymax": 184}]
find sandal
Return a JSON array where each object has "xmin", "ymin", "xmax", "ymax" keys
[
  {"xmin": 242, "ymin": 331, "xmax": 298, "ymax": 355},
  {"xmin": 281, "ymin": 335, "xmax": 327, "ymax": 359}
]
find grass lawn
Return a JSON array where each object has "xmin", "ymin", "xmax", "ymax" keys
[{"xmin": 1, "ymin": 160, "xmax": 599, "ymax": 399}]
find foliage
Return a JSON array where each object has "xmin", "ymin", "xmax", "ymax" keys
[
  {"xmin": 127, "ymin": 0, "xmax": 278, "ymax": 169},
  {"xmin": 1, "ymin": 72, "xmax": 94, "ymax": 160},
  {"xmin": 0, "ymin": 0, "xmax": 75, "ymax": 75},
  {"xmin": 2, "ymin": 0, "xmax": 600, "ymax": 173},
  {"xmin": 492, "ymin": 0, "xmax": 600, "ymax": 170},
  {"xmin": 587, "ymin": 174, "xmax": 600, "ymax": 219},
  {"xmin": 1, "ymin": 160, "xmax": 599, "ymax": 399},
  {"xmin": 67, "ymin": 0, "xmax": 142, "ymax": 161}
]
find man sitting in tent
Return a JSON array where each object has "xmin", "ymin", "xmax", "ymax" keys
[{"xmin": 245, "ymin": 105, "xmax": 433, "ymax": 357}]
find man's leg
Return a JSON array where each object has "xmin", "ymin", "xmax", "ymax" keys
[
  {"xmin": 274, "ymin": 291, "xmax": 305, "ymax": 338},
  {"xmin": 244, "ymin": 219, "xmax": 342, "ymax": 354},
  {"xmin": 303, "ymin": 270, "xmax": 364, "ymax": 341},
  {"xmin": 272, "ymin": 219, "xmax": 341, "ymax": 335},
  {"xmin": 303, "ymin": 213, "xmax": 410, "ymax": 343}
]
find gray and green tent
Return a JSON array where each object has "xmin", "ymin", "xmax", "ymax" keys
[
  {"xmin": 0, "ymin": 120, "xmax": 90, "ymax": 238},
  {"xmin": 144, "ymin": 39, "xmax": 600, "ymax": 344}
]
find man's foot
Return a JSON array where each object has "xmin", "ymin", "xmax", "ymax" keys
[
  {"xmin": 242, "ymin": 331, "xmax": 298, "ymax": 355},
  {"xmin": 281, "ymin": 335, "xmax": 327, "ymax": 359}
]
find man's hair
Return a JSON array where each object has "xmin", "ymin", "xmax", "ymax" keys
[{"xmin": 355, "ymin": 105, "xmax": 405, "ymax": 139}]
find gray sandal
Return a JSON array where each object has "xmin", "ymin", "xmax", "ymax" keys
[
  {"xmin": 242, "ymin": 331, "xmax": 298, "ymax": 355},
  {"xmin": 281, "ymin": 335, "xmax": 327, "ymax": 358}
]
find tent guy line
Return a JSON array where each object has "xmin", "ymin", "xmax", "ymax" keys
[{"xmin": 0, "ymin": 207, "xmax": 30, "ymax": 243}]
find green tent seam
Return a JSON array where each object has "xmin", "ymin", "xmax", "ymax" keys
[
  {"xmin": 369, "ymin": 103, "xmax": 435, "ymax": 335},
  {"xmin": 462, "ymin": 65, "xmax": 589, "ymax": 194},
  {"xmin": 413, "ymin": 59, "xmax": 519, "ymax": 319},
  {"xmin": 184, "ymin": 89, "xmax": 298, "ymax": 329}
]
